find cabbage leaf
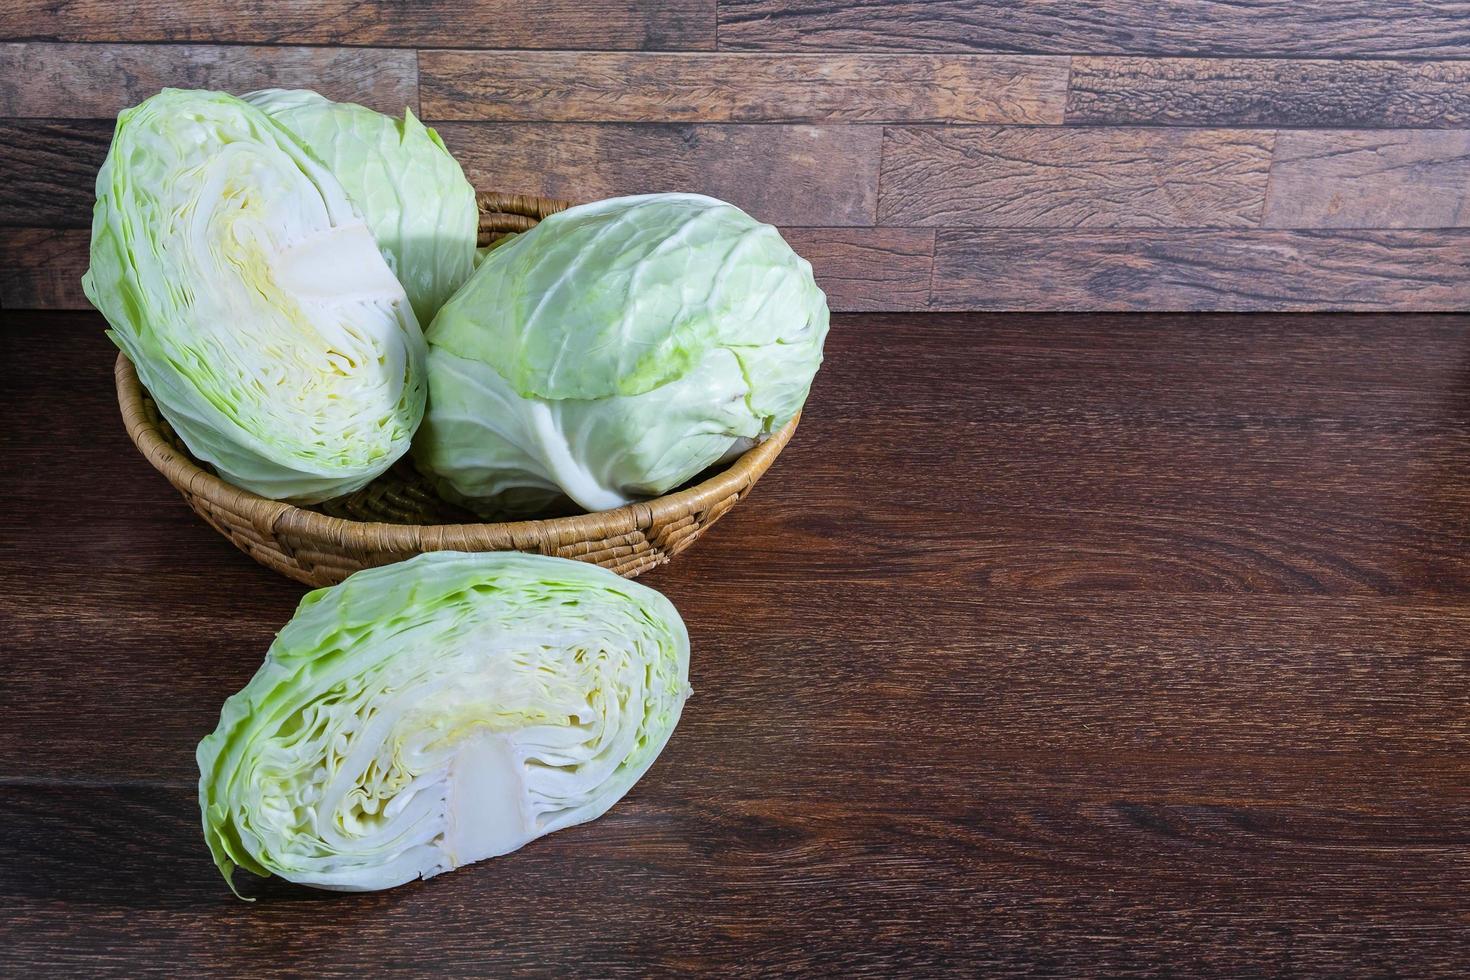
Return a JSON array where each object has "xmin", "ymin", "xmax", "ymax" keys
[
  {"xmin": 244, "ymin": 89, "xmax": 478, "ymax": 326},
  {"xmin": 415, "ymin": 193, "xmax": 828, "ymax": 514}
]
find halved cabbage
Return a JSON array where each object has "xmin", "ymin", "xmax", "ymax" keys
[
  {"xmin": 414, "ymin": 193, "xmax": 828, "ymax": 515},
  {"xmin": 83, "ymin": 88, "xmax": 425, "ymax": 502},
  {"xmin": 244, "ymin": 89, "xmax": 478, "ymax": 326},
  {"xmin": 197, "ymin": 551, "xmax": 691, "ymax": 894}
]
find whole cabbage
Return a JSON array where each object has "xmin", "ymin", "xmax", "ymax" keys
[
  {"xmin": 244, "ymin": 89, "xmax": 478, "ymax": 325},
  {"xmin": 414, "ymin": 193, "xmax": 828, "ymax": 515},
  {"xmin": 197, "ymin": 551, "xmax": 690, "ymax": 894},
  {"xmin": 83, "ymin": 88, "xmax": 425, "ymax": 502}
]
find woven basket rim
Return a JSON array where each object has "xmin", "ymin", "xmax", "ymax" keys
[{"xmin": 113, "ymin": 352, "xmax": 798, "ymax": 552}]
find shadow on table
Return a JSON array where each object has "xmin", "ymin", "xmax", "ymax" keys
[{"xmin": 0, "ymin": 782, "xmax": 344, "ymax": 908}]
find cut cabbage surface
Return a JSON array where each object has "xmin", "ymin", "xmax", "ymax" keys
[
  {"xmin": 83, "ymin": 88, "xmax": 425, "ymax": 502},
  {"xmin": 197, "ymin": 551, "xmax": 691, "ymax": 894},
  {"xmin": 245, "ymin": 89, "xmax": 478, "ymax": 326}
]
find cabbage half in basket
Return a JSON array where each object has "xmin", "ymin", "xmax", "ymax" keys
[
  {"xmin": 414, "ymin": 193, "xmax": 829, "ymax": 516},
  {"xmin": 197, "ymin": 551, "xmax": 691, "ymax": 894},
  {"xmin": 244, "ymin": 89, "xmax": 478, "ymax": 326},
  {"xmin": 83, "ymin": 88, "xmax": 426, "ymax": 503}
]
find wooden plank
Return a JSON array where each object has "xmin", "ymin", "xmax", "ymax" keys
[
  {"xmin": 5, "ymin": 784, "xmax": 1470, "ymax": 904},
  {"xmin": 780, "ymin": 228, "xmax": 933, "ymax": 310},
  {"xmin": 717, "ymin": 0, "xmax": 1470, "ymax": 58},
  {"xmin": 436, "ymin": 122, "xmax": 882, "ymax": 226},
  {"xmin": 419, "ymin": 51, "xmax": 1068, "ymax": 124},
  {"xmin": 4, "ymin": 0, "xmax": 715, "ymax": 50},
  {"xmin": 1265, "ymin": 130, "xmax": 1470, "ymax": 229},
  {"xmin": 0, "ymin": 120, "xmax": 881, "ymax": 231},
  {"xmin": 879, "ymin": 126, "xmax": 1274, "ymax": 227},
  {"xmin": 1, "ymin": 786, "xmax": 1466, "ymax": 974},
  {"xmin": 1067, "ymin": 57, "xmax": 1470, "ymax": 129},
  {"xmin": 0, "ymin": 229, "xmax": 88, "ymax": 308},
  {"xmin": 0, "ymin": 120, "xmax": 109, "ymax": 228},
  {"xmin": 0, "ymin": 227, "xmax": 929, "ymax": 313},
  {"xmin": 30, "ymin": 223, "xmax": 1457, "ymax": 314},
  {"xmin": 931, "ymin": 229, "xmax": 1470, "ymax": 310},
  {"xmin": 0, "ymin": 42, "xmax": 418, "ymax": 119}
]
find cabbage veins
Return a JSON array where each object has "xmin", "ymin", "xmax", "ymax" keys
[{"xmin": 415, "ymin": 193, "xmax": 829, "ymax": 515}]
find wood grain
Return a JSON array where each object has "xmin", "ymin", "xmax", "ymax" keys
[
  {"xmin": 779, "ymin": 228, "xmax": 933, "ymax": 310},
  {"xmin": 1067, "ymin": 57, "xmax": 1470, "ymax": 129},
  {"xmin": 0, "ymin": 228, "xmax": 88, "ymax": 308},
  {"xmin": 0, "ymin": 120, "xmax": 109, "ymax": 227},
  {"xmin": 435, "ymin": 122, "xmax": 882, "ymax": 226},
  {"xmin": 879, "ymin": 126, "xmax": 1274, "ymax": 227},
  {"xmin": 0, "ymin": 42, "xmax": 418, "ymax": 118},
  {"xmin": 13, "ymin": 581, "xmax": 1470, "ymax": 780},
  {"xmin": 3, "ymin": 313, "xmax": 1469, "ymax": 974},
  {"xmin": 5, "ymin": 0, "xmax": 715, "ymax": 50},
  {"xmin": 0, "ymin": 119, "xmax": 883, "ymax": 230},
  {"xmin": 717, "ymin": 0, "xmax": 1470, "ymax": 58},
  {"xmin": 419, "ymin": 51, "xmax": 1069, "ymax": 124},
  {"xmin": 2, "ymin": 787, "xmax": 1466, "ymax": 976},
  {"xmin": 1265, "ymin": 130, "xmax": 1470, "ymax": 229},
  {"xmin": 19, "ymin": 223, "xmax": 1465, "ymax": 314},
  {"xmin": 2, "ymin": 6, "xmax": 1466, "ymax": 316},
  {"xmin": 931, "ymin": 228, "xmax": 1470, "ymax": 310}
]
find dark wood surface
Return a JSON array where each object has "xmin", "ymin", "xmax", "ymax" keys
[
  {"xmin": 3, "ymin": 309, "xmax": 1468, "ymax": 976},
  {"xmin": 4, "ymin": 1, "xmax": 1470, "ymax": 312},
  {"xmin": 715, "ymin": 1, "xmax": 1470, "ymax": 57}
]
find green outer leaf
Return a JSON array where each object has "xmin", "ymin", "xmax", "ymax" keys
[{"xmin": 417, "ymin": 193, "xmax": 828, "ymax": 514}]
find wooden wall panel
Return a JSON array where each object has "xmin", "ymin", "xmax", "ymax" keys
[
  {"xmin": 419, "ymin": 52, "xmax": 1069, "ymax": 124},
  {"xmin": 1, "ymin": 4, "xmax": 1465, "ymax": 311},
  {"xmin": 879, "ymin": 127, "xmax": 1274, "ymax": 227},
  {"xmin": 0, "ymin": 119, "xmax": 884, "ymax": 230},
  {"xmin": 930, "ymin": 229, "xmax": 1470, "ymax": 311},
  {"xmin": 717, "ymin": 1, "xmax": 1470, "ymax": 58},
  {"xmin": 0, "ymin": 121, "xmax": 109, "ymax": 228},
  {"xmin": 0, "ymin": 43, "xmax": 418, "ymax": 118},
  {"xmin": 780, "ymin": 228, "xmax": 935, "ymax": 311},
  {"xmin": 5, "ymin": 1, "xmax": 716, "ymax": 50},
  {"xmin": 0, "ymin": 227, "xmax": 933, "ymax": 312},
  {"xmin": 1265, "ymin": 131, "xmax": 1470, "ymax": 229},
  {"xmin": 436, "ymin": 122, "xmax": 882, "ymax": 226},
  {"xmin": 1067, "ymin": 57, "xmax": 1470, "ymax": 129}
]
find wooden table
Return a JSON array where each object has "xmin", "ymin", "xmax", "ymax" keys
[{"xmin": 3, "ymin": 311, "xmax": 1467, "ymax": 976}]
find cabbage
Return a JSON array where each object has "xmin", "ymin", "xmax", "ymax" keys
[
  {"xmin": 83, "ymin": 88, "xmax": 425, "ymax": 502},
  {"xmin": 244, "ymin": 89, "xmax": 478, "ymax": 326},
  {"xmin": 197, "ymin": 551, "xmax": 691, "ymax": 894},
  {"xmin": 414, "ymin": 193, "xmax": 828, "ymax": 515}
]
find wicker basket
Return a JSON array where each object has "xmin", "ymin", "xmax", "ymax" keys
[{"xmin": 112, "ymin": 191, "xmax": 800, "ymax": 588}]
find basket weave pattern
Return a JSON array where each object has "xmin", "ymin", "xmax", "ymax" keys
[{"xmin": 113, "ymin": 192, "xmax": 799, "ymax": 588}]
